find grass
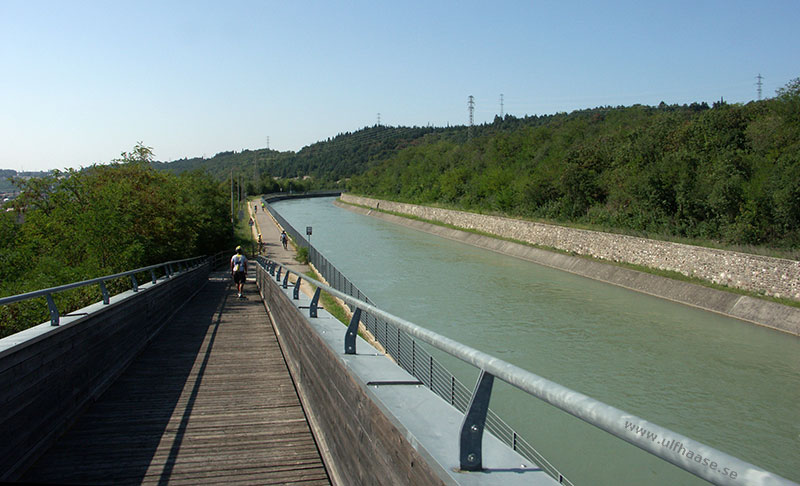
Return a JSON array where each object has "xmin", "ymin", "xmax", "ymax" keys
[
  {"xmin": 296, "ymin": 247, "xmax": 309, "ymax": 264},
  {"xmin": 234, "ymin": 199, "xmax": 262, "ymax": 256},
  {"xmin": 234, "ymin": 214, "xmax": 255, "ymax": 249},
  {"xmin": 302, "ymin": 270, "xmax": 375, "ymax": 347},
  {"xmin": 341, "ymin": 198, "xmax": 800, "ymax": 309},
  {"xmin": 304, "ymin": 271, "xmax": 350, "ymax": 325}
]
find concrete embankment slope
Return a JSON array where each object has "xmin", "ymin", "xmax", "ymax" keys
[{"xmin": 337, "ymin": 195, "xmax": 800, "ymax": 336}]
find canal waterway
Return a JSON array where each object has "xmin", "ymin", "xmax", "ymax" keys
[{"xmin": 273, "ymin": 197, "xmax": 799, "ymax": 486}]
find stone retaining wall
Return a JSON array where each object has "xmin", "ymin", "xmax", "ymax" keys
[{"xmin": 341, "ymin": 194, "xmax": 799, "ymax": 302}]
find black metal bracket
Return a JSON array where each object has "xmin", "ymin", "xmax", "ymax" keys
[
  {"xmin": 459, "ymin": 370, "xmax": 495, "ymax": 471},
  {"xmin": 46, "ymin": 293, "xmax": 59, "ymax": 326},
  {"xmin": 99, "ymin": 281, "xmax": 110, "ymax": 305},
  {"xmin": 293, "ymin": 277, "xmax": 302, "ymax": 300},
  {"xmin": 309, "ymin": 288, "xmax": 321, "ymax": 318},
  {"xmin": 282, "ymin": 271, "xmax": 289, "ymax": 289},
  {"xmin": 276, "ymin": 267, "xmax": 282, "ymax": 282},
  {"xmin": 345, "ymin": 308, "xmax": 361, "ymax": 354}
]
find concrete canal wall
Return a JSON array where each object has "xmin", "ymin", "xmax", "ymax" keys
[{"xmin": 338, "ymin": 194, "xmax": 800, "ymax": 336}]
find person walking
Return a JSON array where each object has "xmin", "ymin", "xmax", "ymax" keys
[
  {"xmin": 230, "ymin": 245, "xmax": 248, "ymax": 299},
  {"xmin": 280, "ymin": 230, "xmax": 288, "ymax": 250}
]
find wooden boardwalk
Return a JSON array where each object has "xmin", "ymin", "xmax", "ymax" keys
[{"xmin": 22, "ymin": 273, "xmax": 330, "ymax": 485}]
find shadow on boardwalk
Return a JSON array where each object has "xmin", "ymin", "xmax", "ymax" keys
[{"xmin": 23, "ymin": 273, "xmax": 330, "ymax": 485}]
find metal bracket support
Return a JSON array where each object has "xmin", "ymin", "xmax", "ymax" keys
[
  {"xmin": 276, "ymin": 267, "xmax": 282, "ymax": 282},
  {"xmin": 150, "ymin": 269, "xmax": 157, "ymax": 284},
  {"xmin": 99, "ymin": 281, "xmax": 110, "ymax": 305},
  {"xmin": 459, "ymin": 370, "xmax": 495, "ymax": 471},
  {"xmin": 309, "ymin": 288, "xmax": 321, "ymax": 318},
  {"xmin": 282, "ymin": 271, "xmax": 289, "ymax": 289},
  {"xmin": 293, "ymin": 277, "xmax": 302, "ymax": 300},
  {"xmin": 46, "ymin": 293, "xmax": 59, "ymax": 326},
  {"xmin": 345, "ymin": 308, "xmax": 361, "ymax": 354},
  {"xmin": 131, "ymin": 275, "xmax": 138, "ymax": 292}
]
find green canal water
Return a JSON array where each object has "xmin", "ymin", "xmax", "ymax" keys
[{"xmin": 273, "ymin": 197, "xmax": 799, "ymax": 486}]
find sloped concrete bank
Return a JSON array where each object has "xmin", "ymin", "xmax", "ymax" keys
[{"xmin": 336, "ymin": 196, "xmax": 800, "ymax": 336}]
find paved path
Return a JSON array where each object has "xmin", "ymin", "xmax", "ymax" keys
[
  {"xmin": 22, "ymin": 272, "xmax": 330, "ymax": 485},
  {"xmin": 249, "ymin": 199, "xmax": 311, "ymax": 282}
]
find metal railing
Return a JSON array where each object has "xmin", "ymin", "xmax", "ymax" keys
[
  {"xmin": 261, "ymin": 199, "xmax": 797, "ymax": 486},
  {"xmin": 260, "ymin": 257, "xmax": 796, "ymax": 486},
  {"xmin": 264, "ymin": 200, "xmax": 572, "ymax": 482},
  {"xmin": 0, "ymin": 256, "xmax": 208, "ymax": 327}
]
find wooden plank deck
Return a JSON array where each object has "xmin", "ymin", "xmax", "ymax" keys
[{"xmin": 22, "ymin": 273, "xmax": 331, "ymax": 485}]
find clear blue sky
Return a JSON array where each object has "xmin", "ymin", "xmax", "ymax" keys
[{"xmin": 1, "ymin": 0, "xmax": 798, "ymax": 172}]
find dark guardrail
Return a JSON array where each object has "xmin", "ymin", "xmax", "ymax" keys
[{"xmin": 0, "ymin": 256, "xmax": 208, "ymax": 327}]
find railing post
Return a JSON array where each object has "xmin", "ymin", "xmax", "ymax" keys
[
  {"xmin": 131, "ymin": 275, "xmax": 139, "ymax": 292},
  {"xmin": 99, "ymin": 280, "xmax": 110, "ymax": 305},
  {"xmin": 459, "ymin": 370, "xmax": 495, "ymax": 472},
  {"xmin": 345, "ymin": 308, "xmax": 361, "ymax": 354},
  {"xmin": 412, "ymin": 340, "xmax": 416, "ymax": 374},
  {"xmin": 276, "ymin": 266, "xmax": 282, "ymax": 282},
  {"xmin": 150, "ymin": 269, "xmax": 157, "ymax": 284},
  {"xmin": 293, "ymin": 277, "xmax": 302, "ymax": 300},
  {"xmin": 309, "ymin": 288, "xmax": 321, "ymax": 318},
  {"xmin": 282, "ymin": 271, "xmax": 289, "ymax": 289},
  {"xmin": 46, "ymin": 293, "xmax": 59, "ymax": 326}
]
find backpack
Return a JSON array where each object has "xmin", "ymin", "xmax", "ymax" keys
[{"xmin": 232, "ymin": 254, "xmax": 245, "ymax": 272}]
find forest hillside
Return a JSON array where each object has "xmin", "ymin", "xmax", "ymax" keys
[{"xmin": 349, "ymin": 79, "xmax": 800, "ymax": 250}]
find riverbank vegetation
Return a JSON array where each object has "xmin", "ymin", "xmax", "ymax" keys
[
  {"xmin": 349, "ymin": 79, "xmax": 800, "ymax": 253},
  {"xmin": 0, "ymin": 144, "xmax": 232, "ymax": 338},
  {"xmin": 4, "ymin": 80, "xmax": 797, "ymax": 336}
]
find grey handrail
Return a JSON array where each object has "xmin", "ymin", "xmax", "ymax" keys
[
  {"xmin": 0, "ymin": 256, "xmax": 207, "ymax": 326},
  {"xmin": 260, "ymin": 258, "xmax": 797, "ymax": 486}
]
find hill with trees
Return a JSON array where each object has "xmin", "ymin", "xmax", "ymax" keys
[
  {"xmin": 0, "ymin": 170, "xmax": 52, "ymax": 193},
  {"xmin": 3, "ymin": 79, "xmax": 797, "ymax": 335},
  {"xmin": 0, "ymin": 144, "xmax": 232, "ymax": 337},
  {"xmin": 151, "ymin": 125, "xmax": 445, "ymax": 195},
  {"xmin": 348, "ymin": 79, "xmax": 800, "ymax": 251}
]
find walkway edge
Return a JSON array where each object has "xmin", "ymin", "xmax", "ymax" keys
[{"xmin": 260, "ymin": 295, "xmax": 345, "ymax": 486}]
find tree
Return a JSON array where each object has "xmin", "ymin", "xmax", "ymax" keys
[
  {"xmin": 116, "ymin": 141, "xmax": 155, "ymax": 164},
  {"xmin": 1, "ymin": 143, "xmax": 233, "ymax": 337}
]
